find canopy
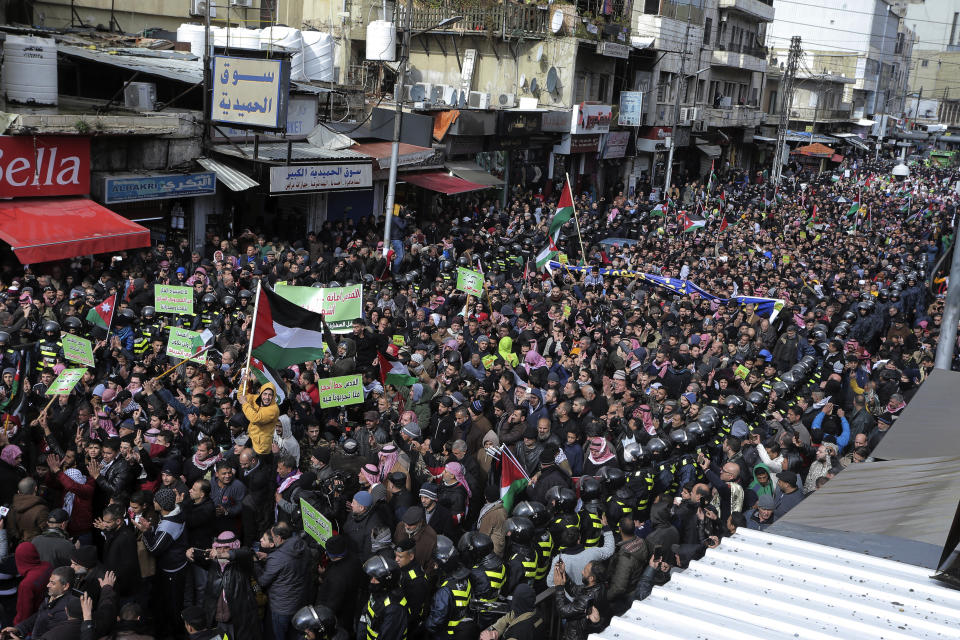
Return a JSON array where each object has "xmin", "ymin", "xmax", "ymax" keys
[
  {"xmin": 402, "ymin": 171, "xmax": 488, "ymax": 195},
  {"xmin": 350, "ymin": 142, "xmax": 434, "ymax": 170},
  {"xmin": 445, "ymin": 161, "xmax": 504, "ymax": 187},
  {"xmin": 795, "ymin": 142, "xmax": 835, "ymax": 157},
  {"xmin": 197, "ymin": 157, "xmax": 258, "ymax": 192},
  {"xmin": 870, "ymin": 369, "xmax": 960, "ymax": 460},
  {"xmin": 0, "ymin": 197, "xmax": 150, "ymax": 264}
]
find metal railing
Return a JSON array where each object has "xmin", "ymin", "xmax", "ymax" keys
[
  {"xmin": 789, "ymin": 106, "xmax": 854, "ymax": 121},
  {"xmin": 658, "ymin": 0, "xmax": 705, "ymax": 23},
  {"xmin": 716, "ymin": 42, "xmax": 768, "ymax": 59},
  {"xmin": 396, "ymin": 1, "xmax": 548, "ymax": 38}
]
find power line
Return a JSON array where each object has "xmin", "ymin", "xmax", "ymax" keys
[{"xmin": 769, "ymin": 18, "xmax": 956, "ymax": 47}]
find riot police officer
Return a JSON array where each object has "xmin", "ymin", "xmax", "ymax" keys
[
  {"xmin": 458, "ymin": 532, "xmax": 506, "ymax": 628},
  {"xmin": 502, "ymin": 516, "xmax": 538, "ymax": 595},
  {"xmin": 425, "ymin": 535, "xmax": 475, "ymax": 639},
  {"xmin": 512, "ymin": 500, "xmax": 552, "ymax": 584},
  {"xmin": 576, "ymin": 476, "xmax": 605, "ymax": 547},
  {"xmin": 545, "ymin": 487, "xmax": 579, "ymax": 552},
  {"xmin": 361, "ymin": 556, "xmax": 409, "ymax": 640},
  {"xmin": 293, "ymin": 604, "xmax": 348, "ymax": 640},
  {"xmin": 35, "ymin": 321, "xmax": 63, "ymax": 373},
  {"xmin": 195, "ymin": 293, "xmax": 223, "ymax": 332}
]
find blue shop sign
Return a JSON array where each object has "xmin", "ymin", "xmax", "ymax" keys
[{"xmin": 103, "ymin": 172, "xmax": 217, "ymax": 203}]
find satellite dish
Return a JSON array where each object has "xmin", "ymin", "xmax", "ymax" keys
[
  {"xmin": 546, "ymin": 67, "xmax": 559, "ymax": 94},
  {"xmin": 534, "ymin": 43, "xmax": 544, "ymax": 63},
  {"xmin": 519, "ymin": 74, "xmax": 526, "ymax": 90},
  {"xmin": 529, "ymin": 77, "xmax": 539, "ymax": 94},
  {"xmin": 551, "ymin": 10, "xmax": 564, "ymax": 34},
  {"xmin": 409, "ymin": 84, "xmax": 426, "ymax": 101},
  {"xmin": 458, "ymin": 90, "xmax": 467, "ymax": 108},
  {"xmin": 430, "ymin": 85, "xmax": 443, "ymax": 103}
]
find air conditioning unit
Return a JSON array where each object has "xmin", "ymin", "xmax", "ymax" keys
[
  {"xmin": 429, "ymin": 85, "xmax": 444, "ymax": 104},
  {"xmin": 678, "ymin": 107, "xmax": 691, "ymax": 124},
  {"xmin": 124, "ymin": 82, "xmax": 157, "ymax": 111},
  {"xmin": 468, "ymin": 91, "xmax": 490, "ymax": 109},
  {"xmin": 439, "ymin": 85, "xmax": 457, "ymax": 106},
  {"xmin": 693, "ymin": 120, "xmax": 708, "ymax": 133},
  {"xmin": 190, "ymin": 0, "xmax": 216, "ymax": 17},
  {"xmin": 688, "ymin": 107, "xmax": 700, "ymax": 121},
  {"xmin": 231, "ymin": 0, "xmax": 253, "ymax": 6},
  {"xmin": 498, "ymin": 93, "xmax": 517, "ymax": 108},
  {"xmin": 405, "ymin": 84, "xmax": 428, "ymax": 102}
]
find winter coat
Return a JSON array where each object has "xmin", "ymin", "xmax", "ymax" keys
[
  {"xmin": 255, "ymin": 535, "xmax": 312, "ymax": 615},
  {"xmin": 101, "ymin": 525, "xmax": 141, "ymax": 596},
  {"xmin": 554, "ymin": 581, "xmax": 606, "ymax": 640},
  {"xmin": 30, "ymin": 528, "xmax": 75, "ymax": 568},
  {"xmin": 8, "ymin": 493, "xmax": 50, "ymax": 543},
  {"xmin": 242, "ymin": 382, "xmax": 281, "ymax": 455},
  {"xmin": 199, "ymin": 549, "xmax": 259, "ymax": 640},
  {"xmin": 314, "ymin": 553, "xmax": 364, "ymax": 632},
  {"xmin": 14, "ymin": 542, "xmax": 52, "ymax": 625},
  {"xmin": 476, "ymin": 501, "xmax": 507, "ymax": 558},
  {"xmin": 643, "ymin": 502, "xmax": 679, "ymax": 555},
  {"xmin": 142, "ymin": 509, "xmax": 189, "ymax": 573},
  {"xmin": 50, "ymin": 470, "xmax": 94, "ymax": 537},
  {"xmin": 343, "ymin": 507, "xmax": 386, "ymax": 560},
  {"xmin": 392, "ymin": 522, "xmax": 437, "ymax": 570},
  {"xmin": 95, "ymin": 458, "xmax": 133, "ymax": 499},
  {"xmin": 0, "ymin": 459, "xmax": 25, "ymax": 507},
  {"xmin": 606, "ymin": 537, "xmax": 649, "ymax": 605}
]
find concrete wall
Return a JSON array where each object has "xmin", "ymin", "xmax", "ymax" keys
[
  {"xmin": 905, "ymin": 0, "xmax": 959, "ymax": 50},
  {"xmin": 768, "ymin": 0, "xmax": 893, "ymax": 54}
]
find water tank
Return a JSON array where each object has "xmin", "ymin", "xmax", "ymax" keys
[
  {"xmin": 211, "ymin": 27, "xmax": 228, "ymax": 48},
  {"xmin": 366, "ymin": 20, "xmax": 396, "ymax": 62},
  {"xmin": 227, "ymin": 27, "xmax": 261, "ymax": 50},
  {"xmin": 259, "ymin": 25, "xmax": 303, "ymax": 51},
  {"xmin": 2, "ymin": 35, "xmax": 58, "ymax": 106},
  {"xmin": 300, "ymin": 31, "xmax": 335, "ymax": 82},
  {"xmin": 177, "ymin": 23, "xmax": 206, "ymax": 58}
]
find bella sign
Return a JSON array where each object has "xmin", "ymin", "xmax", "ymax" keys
[{"xmin": 0, "ymin": 136, "xmax": 90, "ymax": 198}]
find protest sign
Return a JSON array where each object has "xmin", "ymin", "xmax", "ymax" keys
[
  {"xmin": 300, "ymin": 498, "xmax": 333, "ymax": 547},
  {"xmin": 456, "ymin": 267, "xmax": 484, "ymax": 296},
  {"xmin": 275, "ymin": 284, "xmax": 362, "ymax": 334},
  {"xmin": 317, "ymin": 374, "xmax": 364, "ymax": 408},
  {"xmin": 46, "ymin": 368, "xmax": 86, "ymax": 396},
  {"xmin": 62, "ymin": 334, "xmax": 95, "ymax": 367},
  {"xmin": 154, "ymin": 285, "xmax": 193, "ymax": 315},
  {"xmin": 166, "ymin": 327, "xmax": 207, "ymax": 363}
]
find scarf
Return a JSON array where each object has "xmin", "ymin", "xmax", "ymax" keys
[
  {"xmin": 524, "ymin": 350, "xmax": 548, "ymax": 373},
  {"xmin": 62, "ymin": 468, "xmax": 86, "ymax": 516},
  {"xmin": 277, "ymin": 470, "xmax": 302, "ymax": 495},
  {"xmin": 192, "ymin": 449, "xmax": 223, "ymax": 472},
  {"xmin": 443, "ymin": 461, "xmax": 472, "ymax": 498},
  {"xmin": 360, "ymin": 463, "xmax": 380, "ymax": 488},
  {"xmin": 377, "ymin": 445, "xmax": 400, "ymax": 482},
  {"xmin": 587, "ymin": 437, "xmax": 615, "ymax": 466}
]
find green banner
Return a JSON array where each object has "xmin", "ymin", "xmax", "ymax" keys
[
  {"xmin": 46, "ymin": 368, "xmax": 86, "ymax": 396},
  {"xmin": 275, "ymin": 284, "xmax": 362, "ymax": 334},
  {"xmin": 154, "ymin": 284, "xmax": 194, "ymax": 315},
  {"xmin": 300, "ymin": 497, "xmax": 333, "ymax": 547},
  {"xmin": 62, "ymin": 333, "xmax": 95, "ymax": 368},
  {"xmin": 166, "ymin": 327, "xmax": 207, "ymax": 363},
  {"xmin": 456, "ymin": 267, "xmax": 484, "ymax": 296},
  {"xmin": 317, "ymin": 374, "xmax": 364, "ymax": 408}
]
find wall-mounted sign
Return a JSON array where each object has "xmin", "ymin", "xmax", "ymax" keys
[
  {"xmin": 212, "ymin": 55, "xmax": 289, "ymax": 130},
  {"xmin": 541, "ymin": 110, "xmax": 573, "ymax": 132},
  {"xmin": 596, "ymin": 42, "xmax": 630, "ymax": 59},
  {"xmin": 101, "ymin": 172, "xmax": 216, "ymax": 203},
  {"xmin": 554, "ymin": 134, "xmax": 601, "ymax": 155},
  {"xmin": 0, "ymin": 136, "xmax": 89, "ymax": 198},
  {"xmin": 499, "ymin": 111, "xmax": 541, "ymax": 136},
  {"xmin": 571, "ymin": 104, "xmax": 613, "ymax": 135},
  {"xmin": 212, "ymin": 95, "xmax": 317, "ymax": 140},
  {"xmin": 270, "ymin": 164, "xmax": 372, "ymax": 193},
  {"xmin": 619, "ymin": 92, "xmax": 644, "ymax": 126},
  {"xmin": 602, "ymin": 131, "xmax": 631, "ymax": 159}
]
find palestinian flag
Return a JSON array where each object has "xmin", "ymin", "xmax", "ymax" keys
[
  {"xmin": 678, "ymin": 212, "xmax": 706, "ymax": 233},
  {"xmin": 718, "ymin": 216, "xmax": 728, "ymax": 232},
  {"xmin": 86, "ymin": 293, "xmax": 116, "ymax": 330},
  {"xmin": 707, "ymin": 160, "xmax": 716, "ymax": 193},
  {"xmin": 536, "ymin": 243, "xmax": 558, "ymax": 272},
  {"xmin": 251, "ymin": 285, "xmax": 328, "ymax": 369},
  {"xmin": 650, "ymin": 203, "xmax": 666, "ymax": 217},
  {"xmin": 499, "ymin": 445, "xmax": 529, "ymax": 513},
  {"xmin": 547, "ymin": 178, "xmax": 575, "ymax": 244},
  {"xmin": 378, "ymin": 352, "xmax": 418, "ymax": 388},
  {"xmin": 846, "ymin": 201, "xmax": 859, "ymax": 217},
  {"xmin": 811, "ymin": 204, "xmax": 819, "ymax": 221},
  {"xmin": 248, "ymin": 357, "xmax": 287, "ymax": 404},
  {"xmin": 0, "ymin": 358, "xmax": 23, "ymax": 415}
]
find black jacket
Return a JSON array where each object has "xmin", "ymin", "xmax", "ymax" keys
[
  {"xmin": 95, "ymin": 458, "xmax": 132, "ymax": 500},
  {"xmin": 181, "ymin": 497, "xmax": 217, "ymax": 550},
  {"xmin": 314, "ymin": 553, "xmax": 364, "ymax": 632},
  {"xmin": 101, "ymin": 525, "xmax": 141, "ymax": 596},
  {"xmin": 554, "ymin": 581, "xmax": 606, "ymax": 640},
  {"xmin": 255, "ymin": 535, "xmax": 312, "ymax": 615},
  {"xmin": 529, "ymin": 466, "xmax": 572, "ymax": 505},
  {"xmin": 199, "ymin": 548, "xmax": 259, "ymax": 640},
  {"xmin": 343, "ymin": 507, "xmax": 385, "ymax": 561}
]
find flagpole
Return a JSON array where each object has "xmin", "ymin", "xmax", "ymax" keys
[
  {"xmin": 150, "ymin": 344, "xmax": 216, "ymax": 382},
  {"xmin": 240, "ymin": 279, "xmax": 263, "ymax": 399},
  {"xmin": 499, "ymin": 444, "xmax": 531, "ymax": 481},
  {"xmin": 565, "ymin": 173, "xmax": 588, "ymax": 265}
]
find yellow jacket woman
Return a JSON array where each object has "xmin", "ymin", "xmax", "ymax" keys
[{"xmin": 241, "ymin": 380, "xmax": 280, "ymax": 455}]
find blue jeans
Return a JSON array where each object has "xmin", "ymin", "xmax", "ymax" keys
[
  {"xmin": 391, "ymin": 239, "xmax": 404, "ymax": 272},
  {"xmin": 270, "ymin": 611, "xmax": 292, "ymax": 640}
]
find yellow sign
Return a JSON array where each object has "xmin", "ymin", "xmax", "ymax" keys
[
  {"xmin": 558, "ymin": 253, "xmax": 569, "ymax": 264},
  {"xmin": 804, "ymin": 125, "xmax": 814, "ymax": 133},
  {"xmin": 392, "ymin": 335, "xmax": 405, "ymax": 346}
]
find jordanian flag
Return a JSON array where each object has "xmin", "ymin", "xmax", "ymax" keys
[
  {"xmin": 547, "ymin": 178, "xmax": 575, "ymax": 244},
  {"xmin": 378, "ymin": 352, "xmax": 418, "ymax": 388},
  {"xmin": 86, "ymin": 293, "xmax": 116, "ymax": 330},
  {"xmin": 678, "ymin": 212, "xmax": 706, "ymax": 233},
  {"xmin": 499, "ymin": 445, "xmax": 529, "ymax": 513},
  {"xmin": 650, "ymin": 203, "xmax": 666, "ymax": 217},
  {"xmin": 249, "ymin": 356, "xmax": 287, "ymax": 404},
  {"xmin": 251, "ymin": 286, "xmax": 328, "ymax": 369}
]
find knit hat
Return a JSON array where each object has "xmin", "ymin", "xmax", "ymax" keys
[
  {"xmin": 311, "ymin": 447, "xmax": 330, "ymax": 464},
  {"xmin": 325, "ymin": 534, "xmax": 347, "ymax": 558},
  {"xmin": 511, "ymin": 584, "xmax": 536, "ymax": 614},
  {"xmin": 401, "ymin": 423, "xmax": 422, "ymax": 440},
  {"xmin": 471, "ymin": 400, "xmax": 485, "ymax": 413},
  {"xmin": 402, "ymin": 506, "xmax": 425, "ymax": 525},
  {"xmin": 154, "ymin": 487, "xmax": 177, "ymax": 512},
  {"xmin": 0, "ymin": 444, "xmax": 22, "ymax": 465},
  {"xmin": 48, "ymin": 508, "xmax": 70, "ymax": 524},
  {"xmin": 353, "ymin": 490, "xmax": 373, "ymax": 508},
  {"xmin": 161, "ymin": 458, "xmax": 181, "ymax": 476},
  {"xmin": 419, "ymin": 483, "xmax": 438, "ymax": 501},
  {"xmin": 71, "ymin": 545, "xmax": 99, "ymax": 570},
  {"xmin": 756, "ymin": 494, "xmax": 776, "ymax": 510}
]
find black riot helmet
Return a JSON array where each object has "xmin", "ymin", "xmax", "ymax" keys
[
  {"xmin": 512, "ymin": 501, "xmax": 549, "ymax": 528},
  {"xmin": 578, "ymin": 476, "xmax": 602, "ymax": 501},
  {"xmin": 599, "ymin": 466, "xmax": 626, "ymax": 491},
  {"xmin": 504, "ymin": 516, "xmax": 535, "ymax": 544},
  {"xmin": 545, "ymin": 486, "xmax": 577, "ymax": 513},
  {"xmin": 457, "ymin": 531, "xmax": 494, "ymax": 566},
  {"xmin": 645, "ymin": 437, "xmax": 669, "ymax": 462},
  {"xmin": 202, "ymin": 293, "xmax": 217, "ymax": 307},
  {"xmin": 222, "ymin": 295, "xmax": 236, "ymax": 309},
  {"xmin": 363, "ymin": 555, "xmax": 400, "ymax": 592},
  {"xmin": 746, "ymin": 391, "xmax": 766, "ymax": 407},
  {"xmin": 723, "ymin": 395, "xmax": 746, "ymax": 417},
  {"xmin": 433, "ymin": 535, "xmax": 460, "ymax": 570},
  {"xmin": 685, "ymin": 421, "xmax": 708, "ymax": 445},
  {"xmin": 292, "ymin": 605, "xmax": 338, "ymax": 638},
  {"xmin": 43, "ymin": 320, "xmax": 61, "ymax": 337},
  {"xmin": 63, "ymin": 316, "xmax": 83, "ymax": 334},
  {"xmin": 141, "ymin": 305, "xmax": 156, "ymax": 321},
  {"xmin": 669, "ymin": 428, "xmax": 692, "ymax": 449}
]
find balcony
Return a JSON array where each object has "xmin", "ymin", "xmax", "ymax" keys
[
  {"xmin": 788, "ymin": 106, "xmax": 854, "ymax": 122},
  {"xmin": 717, "ymin": 0, "xmax": 775, "ymax": 23},
  {"xmin": 711, "ymin": 43, "xmax": 768, "ymax": 73},
  {"xmin": 396, "ymin": 2, "xmax": 548, "ymax": 39},
  {"xmin": 701, "ymin": 105, "xmax": 765, "ymax": 128}
]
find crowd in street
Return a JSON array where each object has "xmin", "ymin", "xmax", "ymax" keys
[{"xmin": 0, "ymin": 153, "xmax": 955, "ymax": 640}]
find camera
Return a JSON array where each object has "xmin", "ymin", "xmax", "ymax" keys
[{"xmin": 196, "ymin": 549, "xmax": 209, "ymax": 561}]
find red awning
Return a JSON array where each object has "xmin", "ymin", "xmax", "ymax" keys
[
  {"xmin": 0, "ymin": 197, "xmax": 151, "ymax": 264},
  {"xmin": 402, "ymin": 172, "xmax": 489, "ymax": 195}
]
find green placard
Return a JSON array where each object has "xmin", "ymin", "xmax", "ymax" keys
[
  {"xmin": 154, "ymin": 285, "xmax": 194, "ymax": 315},
  {"xmin": 456, "ymin": 267, "xmax": 484, "ymax": 296},
  {"xmin": 392, "ymin": 334, "xmax": 405, "ymax": 346},
  {"xmin": 300, "ymin": 497, "xmax": 333, "ymax": 547},
  {"xmin": 317, "ymin": 374, "xmax": 364, "ymax": 408},
  {"xmin": 62, "ymin": 333, "xmax": 95, "ymax": 368},
  {"xmin": 734, "ymin": 364, "xmax": 751, "ymax": 380},
  {"xmin": 46, "ymin": 368, "xmax": 86, "ymax": 396},
  {"xmin": 275, "ymin": 284, "xmax": 362, "ymax": 334},
  {"xmin": 166, "ymin": 327, "xmax": 207, "ymax": 363}
]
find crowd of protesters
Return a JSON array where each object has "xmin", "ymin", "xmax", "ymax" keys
[{"xmin": 0, "ymin": 153, "xmax": 955, "ymax": 640}]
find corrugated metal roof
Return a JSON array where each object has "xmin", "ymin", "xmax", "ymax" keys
[
  {"xmin": 212, "ymin": 143, "xmax": 369, "ymax": 163},
  {"xmin": 196, "ymin": 157, "xmax": 258, "ymax": 191},
  {"xmin": 592, "ymin": 528, "xmax": 960, "ymax": 640}
]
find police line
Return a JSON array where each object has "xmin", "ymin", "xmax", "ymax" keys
[{"xmin": 546, "ymin": 261, "xmax": 786, "ymax": 322}]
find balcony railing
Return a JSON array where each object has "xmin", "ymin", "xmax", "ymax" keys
[
  {"xmin": 658, "ymin": 0, "xmax": 706, "ymax": 23},
  {"xmin": 716, "ymin": 42, "xmax": 768, "ymax": 59},
  {"xmin": 788, "ymin": 106, "xmax": 854, "ymax": 121},
  {"xmin": 702, "ymin": 105, "xmax": 765, "ymax": 128},
  {"xmin": 396, "ymin": 2, "xmax": 548, "ymax": 38}
]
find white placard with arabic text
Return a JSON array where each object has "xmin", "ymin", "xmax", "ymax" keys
[
  {"xmin": 269, "ymin": 164, "xmax": 373, "ymax": 193},
  {"xmin": 212, "ymin": 56, "xmax": 288, "ymax": 129}
]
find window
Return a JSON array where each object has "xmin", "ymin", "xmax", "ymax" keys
[
  {"xmin": 704, "ymin": 18, "xmax": 712, "ymax": 46},
  {"xmin": 596, "ymin": 75, "xmax": 608, "ymax": 102},
  {"xmin": 768, "ymin": 90, "xmax": 778, "ymax": 114},
  {"xmin": 697, "ymin": 78, "xmax": 706, "ymax": 102},
  {"xmin": 921, "ymin": 59, "xmax": 928, "ymax": 68},
  {"xmin": 575, "ymin": 74, "xmax": 587, "ymax": 103}
]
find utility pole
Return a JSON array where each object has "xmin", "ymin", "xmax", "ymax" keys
[
  {"xmin": 662, "ymin": 12, "xmax": 692, "ymax": 201},
  {"xmin": 772, "ymin": 36, "xmax": 802, "ymax": 188},
  {"xmin": 382, "ymin": 0, "xmax": 412, "ymax": 259}
]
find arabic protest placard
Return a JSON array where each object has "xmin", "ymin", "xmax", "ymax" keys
[
  {"xmin": 46, "ymin": 368, "xmax": 86, "ymax": 396},
  {"xmin": 270, "ymin": 164, "xmax": 373, "ymax": 193},
  {"xmin": 734, "ymin": 364, "xmax": 751, "ymax": 380},
  {"xmin": 62, "ymin": 334, "xmax": 95, "ymax": 368},
  {"xmin": 166, "ymin": 327, "xmax": 208, "ymax": 364},
  {"xmin": 275, "ymin": 284, "xmax": 362, "ymax": 334},
  {"xmin": 300, "ymin": 497, "xmax": 333, "ymax": 547},
  {"xmin": 456, "ymin": 267, "xmax": 484, "ymax": 297},
  {"xmin": 154, "ymin": 285, "xmax": 193, "ymax": 315},
  {"xmin": 317, "ymin": 374, "xmax": 364, "ymax": 408}
]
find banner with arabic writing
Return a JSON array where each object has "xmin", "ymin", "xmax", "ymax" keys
[
  {"xmin": 269, "ymin": 163, "xmax": 373, "ymax": 193},
  {"xmin": 274, "ymin": 284, "xmax": 363, "ymax": 333},
  {"xmin": 317, "ymin": 374, "xmax": 364, "ymax": 408},
  {"xmin": 211, "ymin": 56, "xmax": 289, "ymax": 129}
]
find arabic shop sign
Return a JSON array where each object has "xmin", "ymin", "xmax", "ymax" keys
[
  {"xmin": 212, "ymin": 55, "xmax": 289, "ymax": 130},
  {"xmin": 269, "ymin": 163, "xmax": 372, "ymax": 193},
  {"xmin": 101, "ymin": 172, "xmax": 216, "ymax": 204},
  {"xmin": 571, "ymin": 103, "xmax": 613, "ymax": 135}
]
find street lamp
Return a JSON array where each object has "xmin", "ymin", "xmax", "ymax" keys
[{"xmin": 381, "ymin": 9, "xmax": 463, "ymax": 260}]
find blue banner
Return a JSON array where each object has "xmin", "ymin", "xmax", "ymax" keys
[{"xmin": 103, "ymin": 172, "xmax": 217, "ymax": 203}]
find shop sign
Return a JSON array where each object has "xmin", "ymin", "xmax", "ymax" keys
[
  {"xmin": 270, "ymin": 164, "xmax": 372, "ymax": 193},
  {"xmin": 445, "ymin": 135, "xmax": 485, "ymax": 155},
  {"xmin": 213, "ymin": 95, "xmax": 317, "ymax": 140},
  {"xmin": 571, "ymin": 134, "xmax": 601, "ymax": 154},
  {"xmin": 0, "ymin": 136, "xmax": 89, "ymax": 198},
  {"xmin": 212, "ymin": 56, "xmax": 289, "ymax": 130},
  {"xmin": 619, "ymin": 92, "xmax": 644, "ymax": 126},
  {"xmin": 602, "ymin": 132, "xmax": 631, "ymax": 159},
  {"xmin": 102, "ymin": 172, "xmax": 216, "ymax": 204},
  {"xmin": 571, "ymin": 104, "xmax": 613, "ymax": 134},
  {"xmin": 492, "ymin": 137, "xmax": 530, "ymax": 151},
  {"xmin": 541, "ymin": 110, "xmax": 573, "ymax": 132},
  {"xmin": 596, "ymin": 42, "xmax": 630, "ymax": 59},
  {"xmin": 499, "ymin": 111, "xmax": 541, "ymax": 136}
]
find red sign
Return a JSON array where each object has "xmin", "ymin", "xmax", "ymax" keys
[{"xmin": 0, "ymin": 137, "xmax": 90, "ymax": 198}]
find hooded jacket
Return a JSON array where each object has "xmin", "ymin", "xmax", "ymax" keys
[
  {"xmin": 242, "ymin": 382, "xmax": 281, "ymax": 455},
  {"xmin": 643, "ymin": 502, "xmax": 679, "ymax": 554},
  {"xmin": 330, "ymin": 338, "xmax": 356, "ymax": 376},
  {"xmin": 199, "ymin": 548, "xmax": 259, "ymax": 640},
  {"xmin": 273, "ymin": 415, "xmax": 301, "ymax": 466},
  {"xmin": 8, "ymin": 493, "xmax": 50, "ymax": 543},
  {"xmin": 749, "ymin": 463, "xmax": 775, "ymax": 498},
  {"xmin": 255, "ymin": 535, "xmax": 312, "ymax": 615},
  {"xmin": 14, "ymin": 542, "xmax": 52, "ymax": 624}
]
